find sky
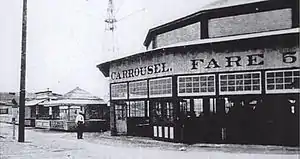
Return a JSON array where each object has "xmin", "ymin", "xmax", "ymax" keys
[{"xmin": 0, "ymin": 0, "xmax": 213, "ymax": 100}]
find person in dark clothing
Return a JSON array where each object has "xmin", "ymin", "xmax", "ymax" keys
[{"xmin": 75, "ymin": 111, "xmax": 85, "ymax": 139}]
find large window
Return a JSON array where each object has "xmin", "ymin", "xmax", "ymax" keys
[
  {"xmin": 149, "ymin": 77, "xmax": 172, "ymax": 97},
  {"xmin": 178, "ymin": 74, "xmax": 215, "ymax": 96},
  {"xmin": 266, "ymin": 69, "xmax": 300, "ymax": 93},
  {"xmin": 111, "ymin": 83, "xmax": 127, "ymax": 99},
  {"xmin": 219, "ymin": 72, "xmax": 261, "ymax": 95},
  {"xmin": 129, "ymin": 101, "xmax": 145, "ymax": 117},
  {"xmin": 129, "ymin": 80, "xmax": 147, "ymax": 99}
]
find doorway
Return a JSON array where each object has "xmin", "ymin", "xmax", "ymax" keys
[
  {"xmin": 114, "ymin": 102, "xmax": 128, "ymax": 135},
  {"xmin": 150, "ymin": 99, "xmax": 175, "ymax": 141},
  {"xmin": 179, "ymin": 97, "xmax": 220, "ymax": 143}
]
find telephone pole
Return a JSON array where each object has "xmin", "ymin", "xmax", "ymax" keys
[
  {"xmin": 18, "ymin": 0, "xmax": 27, "ymax": 142},
  {"xmin": 104, "ymin": 0, "xmax": 117, "ymax": 56}
]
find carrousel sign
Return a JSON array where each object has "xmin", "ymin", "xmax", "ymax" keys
[{"xmin": 109, "ymin": 47, "xmax": 300, "ymax": 82}]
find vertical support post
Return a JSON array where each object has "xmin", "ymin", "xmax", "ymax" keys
[
  {"xmin": 67, "ymin": 106, "xmax": 70, "ymax": 121},
  {"xmin": 18, "ymin": 0, "xmax": 27, "ymax": 143},
  {"xmin": 200, "ymin": 16, "xmax": 209, "ymax": 39},
  {"xmin": 12, "ymin": 118, "xmax": 16, "ymax": 140}
]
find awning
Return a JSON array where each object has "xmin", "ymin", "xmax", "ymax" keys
[
  {"xmin": 25, "ymin": 99, "xmax": 47, "ymax": 106},
  {"xmin": 44, "ymin": 99, "xmax": 106, "ymax": 107}
]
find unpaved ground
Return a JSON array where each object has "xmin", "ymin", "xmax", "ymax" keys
[{"xmin": 0, "ymin": 123, "xmax": 299, "ymax": 159}]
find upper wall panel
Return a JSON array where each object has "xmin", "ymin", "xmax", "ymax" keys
[
  {"xmin": 156, "ymin": 22, "xmax": 201, "ymax": 48},
  {"xmin": 208, "ymin": 8, "xmax": 292, "ymax": 38}
]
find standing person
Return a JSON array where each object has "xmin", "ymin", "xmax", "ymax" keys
[{"xmin": 75, "ymin": 111, "xmax": 85, "ymax": 139}]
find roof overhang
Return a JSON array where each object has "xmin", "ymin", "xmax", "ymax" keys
[
  {"xmin": 25, "ymin": 99, "xmax": 47, "ymax": 107},
  {"xmin": 97, "ymin": 62, "xmax": 110, "ymax": 77},
  {"xmin": 44, "ymin": 99, "xmax": 106, "ymax": 107}
]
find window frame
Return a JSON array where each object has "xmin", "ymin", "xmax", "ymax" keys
[
  {"xmin": 149, "ymin": 77, "xmax": 172, "ymax": 98},
  {"xmin": 178, "ymin": 74, "xmax": 216, "ymax": 96},
  {"xmin": 129, "ymin": 80, "xmax": 148, "ymax": 99},
  {"xmin": 129, "ymin": 101, "xmax": 146, "ymax": 117},
  {"xmin": 111, "ymin": 83, "xmax": 128, "ymax": 100},
  {"xmin": 219, "ymin": 71, "xmax": 262, "ymax": 95},
  {"xmin": 265, "ymin": 69, "xmax": 300, "ymax": 94}
]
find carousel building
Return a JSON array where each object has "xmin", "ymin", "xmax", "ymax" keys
[{"xmin": 97, "ymin": 0, "xmax": 299, "ymax": 146}]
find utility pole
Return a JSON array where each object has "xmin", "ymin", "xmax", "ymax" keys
[
  {"xmin": 18, "ymin": 0, "xmax": 27, "ymax": 142},
  {"xmin": 104, "ymin": 0, "xmax": 117, "ymax": 56},
  {"xmin": 103, "ymin": 0, "xmax": 145, "ymax": 58}
]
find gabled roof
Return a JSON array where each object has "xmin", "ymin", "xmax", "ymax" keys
[
  {"xmin": 44, "ymin": 87, "xmax": 106, "ymax": 106},
  {"xmin": 63, "ymin": 87, "xmax": 101, "ymax": 100}
]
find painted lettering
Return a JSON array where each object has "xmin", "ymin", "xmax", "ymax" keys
[
  {"xmin": 122, "ymin": 70, "xmax": 128, "ymax": 79},
  {"xmin": 116, "ymin": 72, "xmax": 121, "ymax": 80},
  {"xmin": 134, "ymin": 68, "xmax": 139, "ymax": 77},
  {"xmin": 191, "ymin": 59, "xmax": 204, "ymax": 70},
  {"xmin": 147, "ymin": 65, "xmax": 153, "ymax": 74},
  {"xmin": 205, "ymin": 58, "xmax": 221, "ymax": 69},
  {"xmin": 128, "ymin": 69, "xmax": 134, "ymax": 78},
  {"xmin": 283, "ymin": 52, "xmax": 297, "ymax": 63},
  {"xmin": 225, "ymin": 56, "xmax": 242, "ymax": 67},
  {"xmin": 140, "ymin": 67, "xmax": 147, "ymax": 75},
  {"xmin": 247, "ymin": 54, "xmax": 264, "ymax": 66},
  {"xmin": 111, "ymin": 72, "xmax": 116, "ymax": 80},
  {"xmin": 154, "ymin": 63, "xmax": 161, "ymax": 73},
  {"xmin": 110, "ymin": 62, "xmax": 172, "ymax": 80},
  {"xmin": 161, "ymin": 63, "xmax": 170, "ymax": 72}
]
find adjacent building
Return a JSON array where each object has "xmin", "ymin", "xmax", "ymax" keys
[
  {"xmin": 25, "ymin": 90, "xmax": 62, "ymax": 127},
  {"xmin": 0, "ymin": 92, "xmax": 18, "ymax": 123},
  {"xmin": 97, "ymin": 0, "xmax": 299, "ymax": 146},
  {"xmin": 41, "ymin": 87, "xmax": 109, "ymax": 131}
]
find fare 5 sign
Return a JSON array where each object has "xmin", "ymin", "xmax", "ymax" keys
[{"xmin": 190, "ymin": 52, "xmax": 298, "ymax": 70}]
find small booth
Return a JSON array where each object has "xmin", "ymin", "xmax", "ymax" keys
[{"xmin": 39, "ymin": 87, "xmax": 109, "ymax": 132}]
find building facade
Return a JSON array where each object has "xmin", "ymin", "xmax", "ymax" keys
[{"xmin": 98, "ymin": 0, "xmax": 299, "ymax": 146}]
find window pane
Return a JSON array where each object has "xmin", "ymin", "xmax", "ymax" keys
[
  {"xmin": 150, "ymin": 77, "xmax": 172, "ymax": 97},
  {"xmin": 219, "ymin": 72, "xmax": 261, "ymax": 94},
  {"xmin": 267, "ymin": 84, "xmax": 275, "ymax": 90},
  {"xmin": 129, "ymin": 101, "xmax": 145, "ymax": 117},
  {"xmin": 178, "ymin": 75, "xmax": 215, "ymax": 96},
  {"xmin": 111, "ymin": 83, "xmax": 127, "ymax": 99},
  {"xmin": 129, "ymin": 80, "xmax": 147, "ymax": 98},
  {"xmin": 267, "ymin": 73, "xmax": 274, "ymax": 78},
  {"xmin": 266, "ymin": 70, "xmax": 300, "ymax": 93}
]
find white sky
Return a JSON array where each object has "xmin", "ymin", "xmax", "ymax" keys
[{"xmin": 0, "ymin": 0, "xmax": 213, "ymax": 100}]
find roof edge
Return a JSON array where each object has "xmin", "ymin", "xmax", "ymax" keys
[{"xmin": 99, "ymin": 28, "xmax": 299, "ymax": 72}]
